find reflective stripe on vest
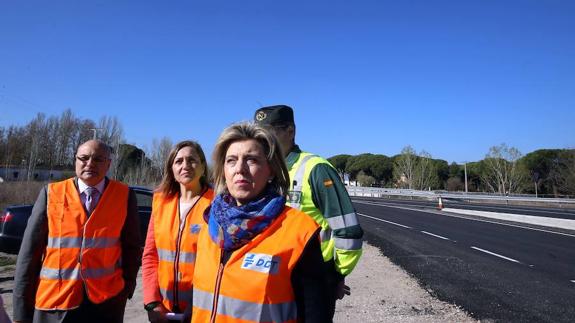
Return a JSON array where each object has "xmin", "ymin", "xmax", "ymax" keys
[
  {"xmin": 40, "ymin": 260, "xmax": 121, "ymax": 280},
  {"xmin": 334, "ymin": 237, "xmax": 363, "ymax": 250},
  {"xmin": 326, "ymin": 212, "xmax": 359, "ymax": 230},
  {"xmin": 319, "ymin": 227, "xmax": 331, "ymax": 242},
  {"xmin": 193, "ymin": 288, "xmax": 297, "ymax": 322},
  {"xmin": 35, "ymin": 178, "xmax": 128, "ymax": 310},
  {"xmin": 157, "ymin": 248, "xmax": 196, "ymax": 264},
  {"xmin": 160, "ymin": 288, "xmax": 193, "ymax": 306},
  {"xmin": 47, "ymin": 237, "xmax": 119, "ymax": 249}
]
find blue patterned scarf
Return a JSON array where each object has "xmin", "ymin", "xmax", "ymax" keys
[{"xmin": 205, "ymin": 190, "xmax": 286, "ymax": 251}]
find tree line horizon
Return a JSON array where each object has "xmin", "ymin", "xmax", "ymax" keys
[{"xmin": 1, "ymin": 110, "xmax": 574, "ymax": 198}]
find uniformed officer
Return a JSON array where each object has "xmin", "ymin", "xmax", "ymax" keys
[{"xmin": 254, "ymin": 105, "xmax": 364, "ymax": 321}]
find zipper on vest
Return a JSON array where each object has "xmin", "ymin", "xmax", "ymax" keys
[
  {"xmin": 210, "ymin": 249, "xmax": 225, "ymax": 323},
  {"xmin": 78, "ymin": 213, "xmax": 91, "ymax": 300},
  {"xmin": 173, "ymin": 191, "xmax": 205, "ymax": 312},
  {"xmin": 172, "ymin": 203, "xmax": 183, "ymax": 312}
]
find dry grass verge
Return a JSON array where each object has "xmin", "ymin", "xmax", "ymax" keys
[{"xmin": 0, "ymin": 181, "xmax": 47, "ymax": 210}]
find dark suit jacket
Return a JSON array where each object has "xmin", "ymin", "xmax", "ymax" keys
[{"xmin": 12, "ymin": 178, "xmax": 141, "ymax": 322}]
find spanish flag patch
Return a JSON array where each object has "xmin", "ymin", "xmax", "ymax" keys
[{"xmin": 323, "ymin": 179, "xmax": 333, "ymax": 187}]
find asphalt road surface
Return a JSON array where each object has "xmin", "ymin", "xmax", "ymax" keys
[
  {"xmin": 354, "ymin": 198, "xmax": 575, "ymax": 323},
  {"xmin": 354, "ymin": 196, "xmax": 575, "ymax": 219}
]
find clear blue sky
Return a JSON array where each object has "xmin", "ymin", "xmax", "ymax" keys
[{"xmin": 1, "ymin": 0, "xmax": 574, "ymax": 164}]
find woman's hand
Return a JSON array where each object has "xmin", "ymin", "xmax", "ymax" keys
[{"xmin": 147, "ymin": 303, "xmax": 170, "ymax": 323}]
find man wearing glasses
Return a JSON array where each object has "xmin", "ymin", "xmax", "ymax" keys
[{"xmin": 13, "ymin": 140, "xmax": 141, "ymax": 323}]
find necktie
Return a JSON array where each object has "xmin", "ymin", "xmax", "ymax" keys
[{"xmin": 85, "ymin": 187, "xmax": 99, "ymax": 214}]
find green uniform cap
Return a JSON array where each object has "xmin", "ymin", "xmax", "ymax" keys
[{"xmin": 254, "ymin": 105, "xmax": 294, "ymax": 126}]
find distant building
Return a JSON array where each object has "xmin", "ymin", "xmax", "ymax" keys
[
  {"xmin": 0, "ymin": 167, "xmax": 71, "ymax": 182},
  {"xmin": 342, "ymin": 173, "xmax": 358, "ymax": 186},
  {"xmin": 394, "ymin": 173, "xmax": 408, "ymax": 188}
]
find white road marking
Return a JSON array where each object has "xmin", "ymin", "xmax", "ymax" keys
[
  {"xmin": 357, "ymin": 213, "xmax": 412, "ymax": 229},
  {"xmin": 421, "ymin": 231, "xmax": 451, "ymax": 241},
  {"xmin": 471, "ymin": 246, "xmax": 521, "ymax": 264},
  {"xmin": 571, "ymin": 280, "xmax": 575, "ymax": 283}
]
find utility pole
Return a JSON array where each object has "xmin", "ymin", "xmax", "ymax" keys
[{"xmin": 464, "ymin": 162, "xmax": 468, "ymax": 194}]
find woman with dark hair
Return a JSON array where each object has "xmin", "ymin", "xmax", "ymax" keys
[
  {"xmin": 191, "ymin": 123, "xmax": 328, "ymax": 323},
  {"xmin": 142, "ymin": 140, "xmax": 214, "ymax": 322}
]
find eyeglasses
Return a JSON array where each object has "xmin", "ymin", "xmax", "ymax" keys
[{"xmin": 76, "ymin": 155, "xmax": 109, "ymax": 164}]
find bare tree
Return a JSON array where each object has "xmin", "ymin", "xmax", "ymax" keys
[
  {"xmin": 1, "ymin": 110, "xmax": 133, "ymax": 183},
  {"xmin": 0, "ymin": 127, "xmax": 5, "ymax": 174},
  {"xmin": 394, "ymin": 146, "xmax": 417, "ymax": 189},
  {"xmin": 56, "ymin": 109, "xmax": 80, "ymax": 166},
  {"xmin": 150, "ymin": 137, "xmax": 173, "ymax": 181},
  {"xmin": 95, "ymin": 116, "xmax": 124, "ymax": 179},
  {"xmin": 98, "ymin": 116, "xmax": 124, "ymax": 144},
  {"xmin": 481, "ymin": 143, "xmax": 527, "ymax": 194},
  {"xmin": 394, "ymin": 146, "xmax": 438, "ymax": 190},
  {"xmin": 2, "ymin": 126, "xmax": 26, "ymax": 170},
  {"xmin": 413, "ymin": 151, "xmax": 438, "ymax": 190},
  {"xmin": 74, "ymin": 119, "xmax": 97, "ymax": 151},
  {"xmin": 44, "ymin": 116, "xmax": 60, "ymax": 169},
  {"xmin": 0, "ymin": 127, "xmax": 11, "ymax": 180},
  {"xmin": 25, "ymin": 113, "xmax": 50, "ymax": 180}
]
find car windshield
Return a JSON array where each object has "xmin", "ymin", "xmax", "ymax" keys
[{"xmin": 134, "ymin": 190, "xmax": 152, "ymax": 208}]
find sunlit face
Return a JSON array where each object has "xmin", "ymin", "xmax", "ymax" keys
[
  {"xmin": 75, "ymin": 140, "xmax": 111, "ymax": 187},
  {"xmin": 172, "ymin": 146, "xmax": 205, "ymax": 188},
  {"xmin": 224, "ymin": 139, "xmax": 273, "ymax": 205}
]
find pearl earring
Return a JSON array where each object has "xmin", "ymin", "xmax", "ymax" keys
[{"xmin": 267, "ymin": 178, "xmax": 273, "ymax": 183}]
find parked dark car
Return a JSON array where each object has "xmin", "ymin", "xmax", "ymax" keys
[
  {"xmin": 0, "ymin": 186, "xmax": 153, "ymax": 254},
  {"xmin": 131, "ymin": 186, "xmax": 153, "ymax": 245},
  {"xmin": 0, "ymin": 204, "xmax": 34, "ymax": 254}
]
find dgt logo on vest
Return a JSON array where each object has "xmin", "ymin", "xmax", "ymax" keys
[
  {"xmin": 287, "ymin": 190, "xmax": 302, "ymax": 204},
  {"xmin": 241, "ymin": 253, "xmax": 280, "ymax": 275}
]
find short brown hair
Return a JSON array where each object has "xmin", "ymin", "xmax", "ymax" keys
[
  {"xmin": 211, "ymin": 122, "xmax": 289, "ymax": 197},
  {"xmin": 156, "ymin": 140, "xmax": 208, "ymax": 197}
]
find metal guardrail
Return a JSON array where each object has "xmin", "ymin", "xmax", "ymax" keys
[{"xmin": 346, "ymin": 187, "xmax": 575, "ymax": 206}]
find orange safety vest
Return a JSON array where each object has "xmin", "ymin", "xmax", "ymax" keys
[
  {"xmin": 35, "ymin": 178, "xmax": 129, "ymax": 310},
  {"xmin": 192, "ymin": 206, "xmax": 319, "ymax": 323},
  {"xmin": 153, "ymin": 188, "xmax": 214, "ymax": 312}
]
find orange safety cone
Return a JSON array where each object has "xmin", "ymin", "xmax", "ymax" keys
[{"xmin": 437, "ymin": 197, "xmax": 443, "ymax": 210}]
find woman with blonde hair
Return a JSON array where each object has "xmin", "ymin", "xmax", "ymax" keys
[
  {"xmin": 142, "ymin": 140, "xmax": 214, "ymax": 322},
  {"xmin": 191, "ymin": 123, "xmax": 328, "ymax": 322}
]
